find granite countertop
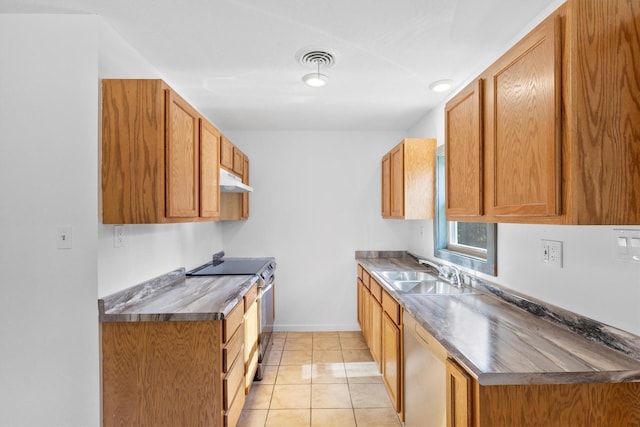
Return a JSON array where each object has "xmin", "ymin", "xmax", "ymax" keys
[
  {"xmin": 98, "ymin": 268, "xmax": 258, "ymax": 322},
  {"xmin": 356, "ymin": 253, "xmax": 640, "ymax": 386}
]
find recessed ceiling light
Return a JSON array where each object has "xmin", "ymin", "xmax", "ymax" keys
[{"xmin": 429, "ymin": 79, "xmax": 454, "ymax": 92}]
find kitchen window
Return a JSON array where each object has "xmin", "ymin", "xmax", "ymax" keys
[{"xmin": 434, "ymin": 146, "xmax": 497, "ymax": 275}]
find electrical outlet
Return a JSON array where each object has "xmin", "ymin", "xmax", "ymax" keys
[
  {"xmin": 541, "ymin": 239, "xmax": 562, "ymax": 267},
  {"xmin": 114, "ymin": 225, "xmax": 125, "ymax": 248}
]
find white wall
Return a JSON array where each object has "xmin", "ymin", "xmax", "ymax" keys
[
  {"xmin": 405, "ymin": 0, "xmax": 640, "ymax": 336},
  {"xmin": 0, "ymin": 15, "xmax": 226, "ymax": 426},
  {"xmin": 221, "ymin": 131, "xmax": 408, "ymax": 330},
  {"xmin": 0, "ymin": 15, "xmax": 99, "ymax": 426},
  {"xmin": 97, "ymin": 21, "xmax": 223, "ymax": 297}
]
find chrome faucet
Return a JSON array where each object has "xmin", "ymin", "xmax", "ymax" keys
[{"xmin": 418, "ymin": 259, "xmax": 461, "ymax": 286}]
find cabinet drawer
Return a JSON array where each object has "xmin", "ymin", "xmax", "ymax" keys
[
  {"xmin": 362, "ymin": 270, "xmax": 371, "ymax": 289},
  {"xmin": 223, "ymin": 326, "xmax": 244, "ymax": 373},
  {"xmin": 382, "ymin": 290, "xmax": 401, "ymax": 325},
  {"xmin": 223, "ymin": 302, "xmax": 244, "ymax": 344},
  {"xmin": 224, "ymin": 383, "xmax": 245, "ymax": 427},
  {"xmin": 223, "ymin": 356, "xmax": 244, "ymax": 411},
  {"xmin": 370, "ymin": 279, "xmax": 382, "ymax": 303},
  {"xmin": 244, "ymin": 284, "xmax": 258, "ymax": 310},
  {"xmin": 357, "ymin": 264, "xmax": 363, "ymax": 281}
]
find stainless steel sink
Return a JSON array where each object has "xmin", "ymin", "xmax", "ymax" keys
[
  {"xmin": 372, "ymin": 270, "xmax": 477, "ymax": 295},
  {"xmin": 391, "ymin": 280, "xmax": 474, "ymax": 295},
  {"xmin": 375, "ymin": 270, "xmax": 437, "ymax": 282}
]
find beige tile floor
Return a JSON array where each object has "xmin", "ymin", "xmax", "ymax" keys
[{"xmin": 238, "ymin": 331, "xmax": 403, "ymax": 427}]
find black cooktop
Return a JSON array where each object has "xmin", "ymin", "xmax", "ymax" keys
[
  {"xmin": 186, "ymin": 251, "xmax": 275, "ymax": 276},
  {"xmin": 187, "ymin": 258, "xmax": 272, "ymax": 276}
]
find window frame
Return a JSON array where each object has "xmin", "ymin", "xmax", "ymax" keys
[{"xmin": 433, "ymin": 146, "xmax": 497, "ymax": 275}]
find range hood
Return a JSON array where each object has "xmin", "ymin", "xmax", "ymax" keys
[{"xmin": 219, "ymin": 168, "xmax": 253, "ymax": 193}]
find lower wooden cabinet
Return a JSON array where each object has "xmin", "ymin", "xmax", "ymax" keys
[
  {"xmin": 446, "ymin": 359, "xmax": 473, "ymax": 427},
  {"xmin": 357, "ymin": 269, "xmax": 372, "ymax": 345},
  {"xmin": 358, "ymin": 264, "xmax": 640, "ymax": 427},
  {"xmin": 370, "ymin": 288, "xmax": 383, "ymax": 369},
  {"xmin": 357, "ymin": 264, "xmax": 403, "ymax": 418},
  {"xmin": 447, "ymin": 358, "xmax": 640, "ymax": 426},
  {"xmin": 102, "ymin": 320, "xmax": 225, "ymax": 426},
  {"xmin": 101, "ymin": 295, "xmax": 258, "ymax": 427},
  {"xmin": 382, "ymin": 310, "xmax": 402, "ymax": 414},
  {"xmin": 243, "ymin": 285, "xmax": 259, "ymax": 394}
]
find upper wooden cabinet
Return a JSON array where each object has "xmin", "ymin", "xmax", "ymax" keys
[
  {"xmin": 221, "ymin": 135, "xmax": 246, "ymax": 177},
  {"xmin": 102, "ymin": 79, "xmax": 221, "ymax": 224},
  {"xmin": 220, "ymin": 135, "xmax": 234, "ymax": 171},
  {"xmin": 445, "ymin": 79, "xmax": 484, "ymax": 218},
  {"xmin": 241, "ymin": 156, "xmax": 250, "ymax": 219},
  {"xmin": 165, "ymin": 90, "xmax": 200, "ymax": 218},
  {"xmin": 199, "ymin": 120, "xmax": 221, "ymax": 219},
  {"xmin": 381, "ymin": 153, "xmax": 392, "ymax": 217},
  {"xmin": 220, "ymin": 140, "xmax": 250, "ymax": 221},
  {"xmin": 486, "ymin": 15, "xmax": 561, "ymax": 219},
  {"xmin": 446, "ymin": 0, "xmax": 640, "ymax": 224},
  {"xmin": 382, "ymin": 138, "xmax": 437, "ymax": 219}
]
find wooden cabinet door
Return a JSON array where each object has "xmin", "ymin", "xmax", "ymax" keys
[
  {"xmin": 242, "ymin": 156, "xmax": 250, "ymax": 220},
  {"xmin": 370, "ymin": 296, "xmax": 382, "ymax": 369},
  {"xmin": 166, "ymin": 89, "xmax": 199, "ymax": 218},
  {"xmin": 390, "ymin": 144, "xmax": 404, "ymax": 218},
  {"xmin": 382, "ymin": 312, "xmax": 401, "ymax": 413},
  {"xmin": 244, "ymin": 298, "xmax": 259, "ymax": 393},
  {"xmin": 381, "ymin": 153, "xmax": 391, "ymax": 217},
  {"xmin": 199, "ymin": 120, "xmax": 220, "ymax": 219},
  {"xmin": 362, "ymin": 285, "xmax": 371, "ymax": 345},
  {"xmin": 446, "ymin": 359, "xmax": 473, "ymax": 427},
  {"xmin": 357, "ymin": 278, "xmax": 364, "ymax": 329},
  {"xmin": 485, "ymin": 14, "xmax": 561, "ymax": 218},
  {"xmin": 220, "ymin": 136, "xmax": 234, "ymax": 171},
  {"xmin": 233, "ymin": 147, "xmax": 245, "ymax": 176},
  {"xmin": 445, "ymin": 79, "xmax": 484, "ymax": 219}
]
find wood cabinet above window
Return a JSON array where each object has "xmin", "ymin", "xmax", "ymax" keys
[
  {"xmin": 445, "ymin": 0, "xmax": 640, "ymax": 225},
  {"xmin": 101, "ymin": 79, "xmax": 220, "ymax": 224},
  {"xmin": 382, "ymin": 138, "xmax": 437, "ymax": 220}
]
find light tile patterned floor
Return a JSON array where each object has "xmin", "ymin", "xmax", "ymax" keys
[{"xmin": 238, "ymin": 331, "xmax": 403, "ymax": 427}]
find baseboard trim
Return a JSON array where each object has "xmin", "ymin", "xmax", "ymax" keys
[{"xmin": 273, "ymin": 323, "xmax": 361, "ymax": 332}]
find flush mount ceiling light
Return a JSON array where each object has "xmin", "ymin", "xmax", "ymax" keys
[
  {"xmin": 296, "ymin": 48, "xmax": 336, "ymax": 88},
  {"xmin": 302, "ymin": 63, "xmax": 328, "ymax": 87},
  {"xmin": 429, "ymin": 79, "xmax": 454, "ymax": 92}
]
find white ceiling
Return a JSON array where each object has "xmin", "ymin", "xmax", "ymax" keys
[{"xmin": 1, "ymin": 0, "xmax": 557, "ymax": 131}]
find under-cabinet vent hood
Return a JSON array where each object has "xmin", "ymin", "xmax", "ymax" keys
[{"xmin": 219, "ymin": 168, "xmax": 253, "ymax": 193}]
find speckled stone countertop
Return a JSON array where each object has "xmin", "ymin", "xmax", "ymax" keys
[
  {"xmin": 356, "ymin": 252, "xmax": 640, "ymax": 386},
  {"xmin": 98, "ymin": 268, "xmax": 258, "ymax": 322}
]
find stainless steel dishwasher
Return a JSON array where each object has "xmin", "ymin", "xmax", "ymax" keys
[{"xmin": 403, "ymin": 312, "xmax": 447, "ymax": 427}]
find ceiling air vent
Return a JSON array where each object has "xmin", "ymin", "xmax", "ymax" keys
[{"xmin": 295, "ymin": 48, "xmax": 337, "ymax": 69}]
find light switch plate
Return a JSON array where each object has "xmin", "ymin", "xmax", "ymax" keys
[
  {"xmin": 614, "ymin": 229, "xmax": 640, "ymax": 263},
  {"xmin": 57, "ymin": 226, "xmax": 72, "ymax": 249}
]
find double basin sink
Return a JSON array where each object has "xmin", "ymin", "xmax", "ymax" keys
[{"xmin": 372, "ymin": 270, "xmax": 476, "ymax": 295}]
